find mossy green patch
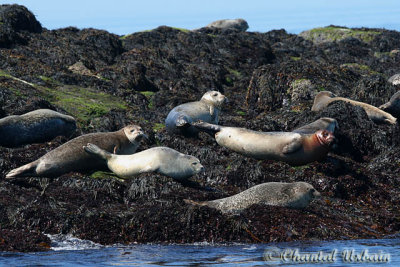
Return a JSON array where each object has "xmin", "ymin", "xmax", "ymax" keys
[
  {"xmin": 34, "ymin": 85, "xmax": 128, "ymax": 126},
  {"xmin": 152, "ymin": 123, "xmax": 165, "ymax": 132},
  {"xmin": 139, "ymin": 91, "xmax": 155, "ymax": 109},
  {"xmin": 227, "ymin": 68, "xmax": 242, "ymax": 78},
  {"xmin": 290, "ymin": 56, "xmax": 301, "ymax": 61},
  {"xmin": 172, "ymin": 27, "xmax": 190, "ymax": 33},
  {"xmin": 303, "ymin": 26, "xmax": 380, "ymax": 43},
  {"xmin": 236, "ymin": 110, "xmax": 246, "ymax": 116},
  {"xmin": 341, "ymin": 63, "xmax": 381, "ymax": 75},
  {"xmin": 0, "ymin": 70, "xmax": 12, "ymax": 78}
]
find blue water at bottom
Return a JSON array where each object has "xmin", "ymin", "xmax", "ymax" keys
[{"xmin": 0, "ymin": 235, "xmax": 398, "ymax": 266}]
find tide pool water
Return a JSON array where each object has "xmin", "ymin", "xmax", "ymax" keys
[{"xmin": 0, "ymin": 234, "xmax": 398, "ymax": 266}]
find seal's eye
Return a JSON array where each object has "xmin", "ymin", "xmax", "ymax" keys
[
  {"xmin": 310, "ymin": 188, "xmax": 315, "ymax": 192},
  {"xmin": 192, "ymin": 162, "xmax": 198, "ymax": 165},
  {"xmin": 213, "ymin": 93, "xmax": 218, "ymax": 97},
  {"xmin": 130, "ymin": 129, "xmax": 135, "ymax": 133}
]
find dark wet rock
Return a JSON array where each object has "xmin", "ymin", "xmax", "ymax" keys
[
  {"xmin": 0, "ymin": 4, "xmax": 42, "ymax": 33},
  {"xmin": 0, "ymin": 4, "xmax": 42, "ymax": 48},
  {"xmin": 1, "ymin": 6, "xmax": 400, "ymax": 251}
]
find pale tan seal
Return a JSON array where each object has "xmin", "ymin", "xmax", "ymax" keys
[
  {"xmin": 293, "ymin": 117, "xmax": 339, "ymax": 134},
  {"xmin": 312, "ymin": 91, "xmax": 397, "ymax": 124},
  {"xmin": 0, "ymin": 109, "xmax": 76, "ymax": 148},
  {"xmin": 185, "ymin": 182, "xmax": 320, "ymax": 213},
  {"xmin": 194, "ymin": 122, "xmax": 334, "ymax": 166},
  {"xmin": 83, "ymin": 143, "xmax": 204, "ymax": 180},
  {"xmin": 6, "ymin": 125, "xmax": 146, "ymax": 178},
  {"xmin": 165, "ymin": 91, "xmax": 227, "ymax": 137},
  {"xmin": 205, "ymin": 18, "xmax": 249, "ymax": 32},
  {"xmin": 380, "ymin": 91, "xmax": 400, "ymax": 118}
]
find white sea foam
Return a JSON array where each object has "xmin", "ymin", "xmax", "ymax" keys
[{"xmin": 46, "ymin": 234, "xmax": 103, "ymax": 251}]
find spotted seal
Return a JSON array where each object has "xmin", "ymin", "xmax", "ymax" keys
[
  {"xmin": 0, "ymin": 109, "xmax": 76, "ymax": 147},
  {"xmin": 185, "ymin": 182, "xmax": 320, "ymax": 213}
]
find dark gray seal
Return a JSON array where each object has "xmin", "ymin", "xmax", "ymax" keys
[
  {"xmin": 165, "ymin": 91, "xmax": 227, "ymax": 137},
  {"xmin": 84, "ymin": 144, "xmax": 204, "ymax": 180},
  {"xmin": 6, "ymin": 125, "xmax": 146, "ymax": 178},
  {"xmin": 380, "ymin": 91, "xmax": 400, "ymax": 118},
  {"xmin": 0, "ymin": 109, "xmax": 76, "ymax": 147},
  {"xmin": 185, "ymin": 182, "xmax": 320, "ymax": 213}
]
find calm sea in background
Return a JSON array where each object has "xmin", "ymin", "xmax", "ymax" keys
[
  {"xmin": 1, "ymin": 0, "xmax": 400, "ymax": 265},
  {"xmin": 8, "ymin": 0, "xmax": 400, "ymax": 34},
  {"xmin": 0, "ymin": 235, "xmax": 399, "ymax": 266}
]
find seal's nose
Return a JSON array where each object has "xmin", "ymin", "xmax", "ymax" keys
[{"xmin": 313, "ymin": 190, "xmax": 321, "ymax": 198}]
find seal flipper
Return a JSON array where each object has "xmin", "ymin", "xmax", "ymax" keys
[
  {"xmin": 175, "ymin": 115, "xmax": 191, "ymax": 128},
  {"xmin": 192, "ymin": 121, "xmax": 222, "ymax": 137},
  {"xmin": 184, "ymin": 199, "xmax": 208, "ymax": 207},
  {"xmin": 282, "ymin": 135, "xmax": 303, "ymax": 154},
  {"xmin": 6, "ymin": 161, "xmax": 38, "ymax": 178},
  {"xmin": 83, "ymin": 143, "xmax": 112, "ymax": 160}
]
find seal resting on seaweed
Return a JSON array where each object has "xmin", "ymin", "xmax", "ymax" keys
[
  {"xmin": 312, "ymin": 91, "xmax": 396, "ymax": 124},
  {"xmin": 165, "ymin": 91, "xmax": 227, "ymax": 137},
  {"xmin": 0, "ymin": 109, "xmax": 76, "ymax": 148},
  {"xmin": 185, "ymin": 182, "xmax": 320, "ymax": 213},
  {"xmin": 83, "ymin": 143, "xmax": 204, "ymax": 180},
  {"xmin": 6, "ymin": 125, "xmax": 146, "ymax": 178},
  {"xmin": 194, "ymin": 122, "xmax": 334, "ymax": 166}
]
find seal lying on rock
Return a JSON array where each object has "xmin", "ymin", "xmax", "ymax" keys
[
  {"xmin": 380, "ymin": 91, "xmax": 400, "ymax": 118},
  {"xmin": 293, "ymin": 117, "xmax": 339, "ymax": 134},
  {"xmin": 312, "ymin": 91, "xmax": 397, "ymax": 124},
  {"xmin": 6, "ymin": 125, "xmax": 146, "ymax": 178},
  {"xmin": 0, "ymin": 109, "xmax": 76, "ymax": 148},
  {"xmin": 185, "ymin": 182, "xmax": 320, "ymax": 213},
  {"xmin": 83, "ymin": 143, "xmax": 204, "ymax": 180},
  {"xmin": 194, "ymin": 122, "xmax": 334, "ymax": 166},
  {"xmin": 204, "ymin": 18, "xmax": 249, "ymax": 32},
  {"xmin": 165, "ymin": 91, "xmax": 227, "ymax": 137}
]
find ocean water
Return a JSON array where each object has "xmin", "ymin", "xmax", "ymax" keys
[{"xmin": 0, "ymin": 234, "xmax": 398, "ymax": 266}]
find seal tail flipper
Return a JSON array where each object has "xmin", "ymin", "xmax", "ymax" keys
[
  {"xmin": 192, "ymin": 121, "xmax": 222, "ymax": 136},
  {"xmin": 184, "ymin": 199, "xmax": 208, "ymax": 207},
  {"xmin": 6, "ymin": 162, "xmax": 37, "ymax": 178},
  {"xmin": 83, "ymin": 143, "xmax": 112, "ymax": 160}
]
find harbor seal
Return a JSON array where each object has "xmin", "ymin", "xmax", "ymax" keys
[
  {"xmin": 0, "ymin": 109, "xmax": 76, "ymax": 148},
  {"xmin": 380, "ymin": 91, "xmax": 400, "ymax": 118},
  {"xmin": 194, "ymin": 122, "xmax": 335, "ymax": 166},
  {"xmin": 185, "ymin": 182, "xmax": 320, "ymax": 213},
  {"xmin": 312, "ymin": 91, "xmax": 397, "ymax": 124},
  {"xmin": 293, "ymin": 117, "xmax": 339, "ymax": 134},
  {"xmin": 165, "ymin": 91, "xmax": 227, "ymax": 137},
  {"xmin": 205, "ymin": 18, "xmax": 249, "ymax": 32},
  {"xmin": 83, "ymin": 144, "xmax": 204, "ymax": 180},
  {"xmin": 6, "ymin": 125, "xmax": 146, "ymax": 178}
]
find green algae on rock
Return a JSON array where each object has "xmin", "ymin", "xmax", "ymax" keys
[{"xmin": 300, "ymin": 26, "xmax": 380, "ymax": 44}]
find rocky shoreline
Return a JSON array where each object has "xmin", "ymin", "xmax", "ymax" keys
[{"xmin": 0, "ymin": 4, "xmax": 400, "ymax": 252}]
